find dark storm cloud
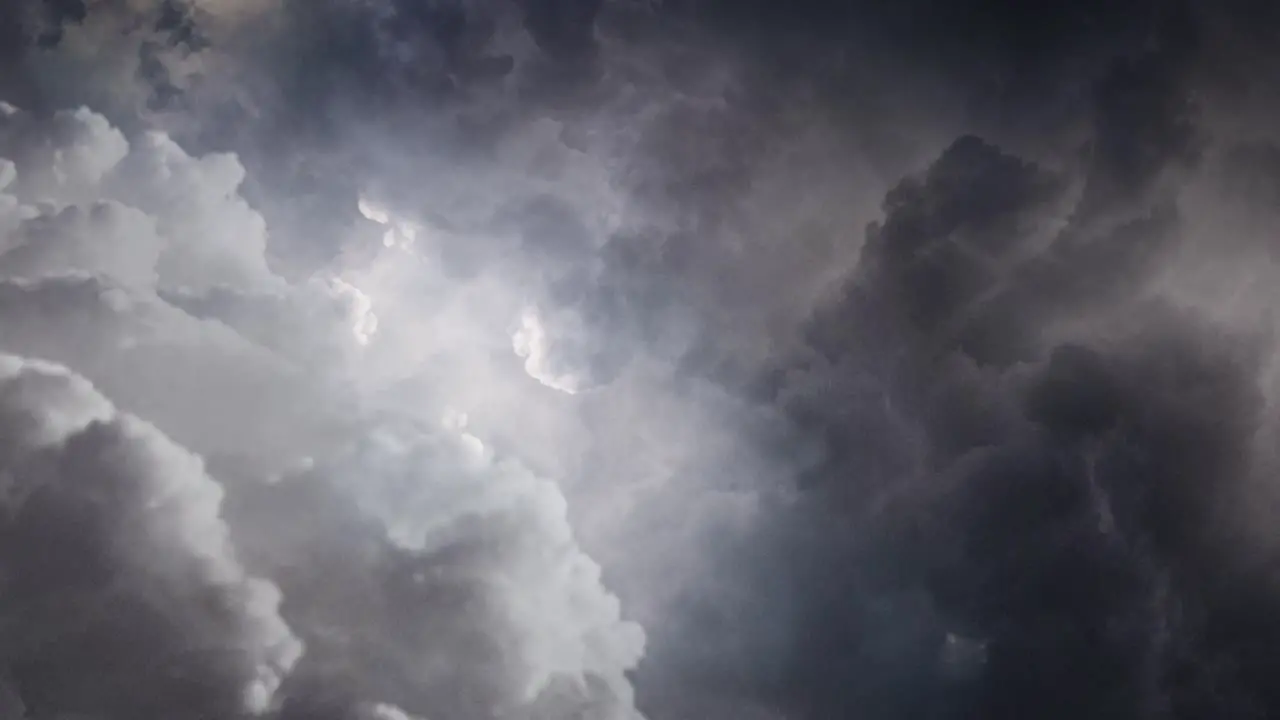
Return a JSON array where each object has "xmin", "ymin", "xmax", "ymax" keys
[
  {"xmin": 0, "ymin": 97, "xmax": 648, "ymax": 719},
  {"xmin": 698, "ymin": 7, "xmax": 1280, "ymax": 717},
  {"xmin": 5, "ymin": 2, "xmax": 1280, "ymax": 720}
]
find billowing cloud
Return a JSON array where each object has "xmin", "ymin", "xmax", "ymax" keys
[
  {"xmin": 731, "ymin": 27, "xmax": 1280, "ymax": 717},
  {"xmin": 6, "ymin": 2, "xmax": 1280, "ymax": 720},
  {"xmin": 0, "ymin": 102, "xmax": 280, "ymax": 292},
  {"xmin": 0, "ymin": 98, "xmax": 648, "ymax": 720},
  {"xmin": 0, "ymin": 354, "xmax": 301, "ymax": 719},
  {"xmin": 224, "ymin": 416, "xmax": 645, "ymax": 720}
]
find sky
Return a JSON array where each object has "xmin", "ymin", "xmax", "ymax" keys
[{"xmin": 1, "ymin": 1, "xmax": 1280, "ymax": 719}]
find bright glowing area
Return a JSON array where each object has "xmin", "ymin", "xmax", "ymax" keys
[
  {"xmin": 441, "ymin": 407, "xmax": 488, "ymax": 460},
  {"xmin": 358, "ymin": 196, "xmax": 420, "ymax": 249},
  {"xmin": 326, "ymin": 276, "xmax": 379, "ymax": 346},
  {"xmin": 357, "ymin": 197, "xmax": 392, "ymax": 225},
  {"xmin": 512, "ymin": 306, "xmax": 582, "ymax": 395},
  {"xmin": 365, "ymin": 704, "xmax": 424, "ymax": 720}
]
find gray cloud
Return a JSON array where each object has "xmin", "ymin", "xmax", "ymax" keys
[
  {"xmin": 0, "ymin": 96, "xmax": 648, "ymax": 719},
  {"xmin": 5, "ymin": 2, "xmax": 1280, "ymax": 720},
  {"xmin": 219, "ymin": 420, "xmax": 646, "ymax": 720},
  {"xmin": 725, "ymin": 20, "xmax": 1280, "ymax": 718},
  {"xmin": 0, "ymin": 354, "xmax": 301, "ymax": 719}
]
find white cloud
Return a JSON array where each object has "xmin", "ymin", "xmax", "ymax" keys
[
  {"xmin": 105, "ymin": 130, "xmax": 282, "ymax": 293},
  {"xmin": 0, "ymin": 272, "xmax": 339, "ymax": 466},
  {"xmin": 0, "ymin": 102, "xmax": 651, "ymax": 719},
  {"xmin": 323, "ymin": 418, "xmax": 646, "ymax": 716},
  {"xmin": 0, "ymin": 105, "xmax": 129, "ymax": 201},
  {"xmin": 0, "ymin": 104, "xmax": 280, "ymax": 294},
  {"xmin": 326, "ymin": 276, "xmax": 380, "ymax": 347},
  {"xmin": 0, "ymin": 200, "xmax": 163, "ymax": 286},
  {"xmin": 513, "ymin": 306, "xmax": 585, "ymax": 395},
  {"xmin": 363, "ymin": 703, "xmax": 427, "ymax": 720},
  {"xmin": 0, "ymin": 354, "xmax": 302, "ymax": 717}
]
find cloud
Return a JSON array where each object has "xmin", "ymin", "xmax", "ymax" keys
[
  {"xmin": 0, "ymin": 102, "xmax": 345, "ymax": 469},
  {"xmin": 0, "ymin": 354, "xmax": 301, "ymax": 719},
  {"xmin": 730, "ymin": 23, "xmax": 1280, "ymax": 718},
  {"xmin": 363, "ymin": 703, "xmax": 427, "ymax": 720},
  {"xmin": 0, "ymin": 98, "xmax": 649, "ymax": 720},
  {"xmin": 0, "ymin": 101, "xmax": 278, "ymax": 293},
  {"xmin": 7, "ymin": 3, "xmax": 1280, "ymax": 720},
  {"xmin": 221, "ymin": 416, "xmax": 646, "ymax": 720},
  {"xmin": 0, "ymin": 200, "xmax": 163, "ymax": 287}
]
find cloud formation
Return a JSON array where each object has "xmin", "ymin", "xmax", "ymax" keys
[
  {"xmin": 0, "ymin": 97, "xmax": 647, "ymax": 720},
  {"xmin": 0, "ymin": 354, "xmax": 300, "ymax": 719},
  {"xmin": 5, "ymin": 2, "xmax": 1280, "ymax": 720}
]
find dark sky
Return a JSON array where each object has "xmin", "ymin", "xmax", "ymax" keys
[{"xmin": 2, "ymin": 1, "xmax": 1280, "ymax": 720}]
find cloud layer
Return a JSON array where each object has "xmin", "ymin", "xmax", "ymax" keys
[
  {"xmin": 0, "ymin": 354, "xmax": 300, "ymax": 719},
  {"xmin": 5, "ymin": 1, "xmax": 1280, "ymax": 720},
  {"xmin": 0, "ymin": 94, "xmax": 647, "ymax": 719}
]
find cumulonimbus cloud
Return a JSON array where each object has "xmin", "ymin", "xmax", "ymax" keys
[
  {"xmin": 0, "ymin": 353, "xmax": 302, "ymax": 719},
  {"xmin": 0, "ymin": 98, "xmax": 649, "ymax": 720},
  {"xmin": 7, "ymin": 2, "xmax": 1280, "ymax": 720}
]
